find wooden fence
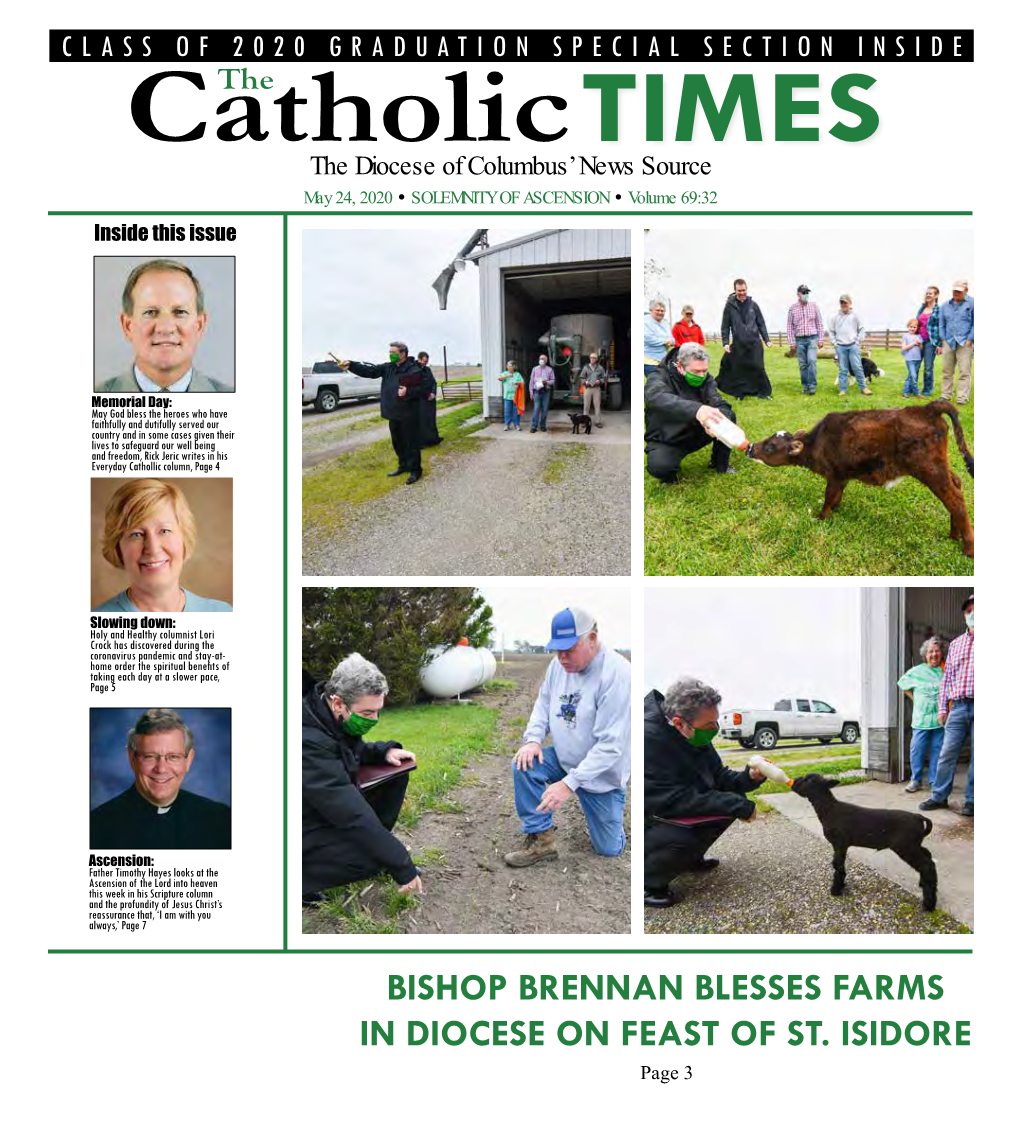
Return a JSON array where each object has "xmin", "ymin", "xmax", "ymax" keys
[{"xmin": 705, "ymin": 331, "xmax": 910, "ymax": 351}]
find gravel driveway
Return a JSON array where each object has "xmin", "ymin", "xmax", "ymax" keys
[
  {"xmin": 644, "ymin": 811, "xmax": 970, "ymax": 935},
  {"xmin": 303, "ymin": 428, "xmax": 632, "ymax": 576}
]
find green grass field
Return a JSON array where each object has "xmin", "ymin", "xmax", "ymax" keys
[{"xmin": 644, "ymin": 345, "xmax": 975, "ymax": 576}]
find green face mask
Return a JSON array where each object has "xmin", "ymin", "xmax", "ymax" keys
[
  {"xmin": 389, "ymin": 352, "xmax": 401, "ymax": 363},
  {"xmin": 688, "ymin": 725, "xmax": 719, "ymax": 746},
  {"xmin": 683, "ymin": 369, "xmax": 708, "ymax": 388},
  {"xmin": 336, "ymin": 705, "xmax": 378, "ymax": 737}
]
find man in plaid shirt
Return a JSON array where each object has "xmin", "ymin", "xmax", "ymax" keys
[
  {"xmin": 921, "ymin": 594, "xmax": 974, "ymax": 816},
  {"xmin": 786, "ymin": 284, "xmax": 826, "ymax": 395}
]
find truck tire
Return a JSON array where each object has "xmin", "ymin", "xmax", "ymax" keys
[
  {"xmin": 607, "ymin": 382, "xmax": 623, "ymax": 411},
  {"xmin": 840, "ymin": 723, "xmax": 860, "ymax": 744},
  {"xmin": 753, "ymin": 726, "xmax": 778, "ymax": 750},
  {"xmin": 817, "ymin": 738, "xmax": 832, "ymax": 745},
  {"xmin": 737, "ymin": 739, "xmax": 755, "ymax": 750},
  {"xmin": 315, "ymin": 388, "xmax": 339, "ymax": 413}
]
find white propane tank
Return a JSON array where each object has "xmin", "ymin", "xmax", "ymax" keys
[
  {"xmin": 420, "ymin": 645, "xmax": 491, "ymax": 698},
  {"xmin": 477, "ymin": 647, "xmax": 497, "ymax": 683}
]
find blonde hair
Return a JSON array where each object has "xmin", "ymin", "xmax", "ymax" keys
[{"xmin": 102, "ymin": 479, "xmax": 197, "ymax": 569}]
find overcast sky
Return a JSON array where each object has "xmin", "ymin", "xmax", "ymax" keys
[
  {"xmin": 646, "ymin": 229, "xmax": 973, "ymax": 333},
  {"xmin": 481, "ymin": 585, "xmax": 631, "ymax": 652},
  {"xmin": 645, "ymin": 587, "xmax": 860, "ymax": 714},
  {"xmin": 302, "ymin": 228, "xmax": 526, "ymax": 365}
]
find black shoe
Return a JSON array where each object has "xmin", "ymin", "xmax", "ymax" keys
[
  {"xmin": 530, "ymin": 428, "xmax": 537, "ymax": 433},
  {"xmin": 302, "ymin": 892, "xmax": 326, "ymax": 906},
  {"xmin": 919, "ymin": 798, "xmax": 949, "ymax": 811},
  {"xmin": 540, "ymin": 426, "xmax": 547, "ymax": 432},
  {"xmin": 387, "ymin": 469, "xmax": 407, "ymax": 477},
  {"xmin": 715, "ymin": 465, "xmax": 736, "ymax": 475},
  {"xmin": 961, "ymin": 802, "xmax": 973, "ymax": 817},
  {"xmin": 692, "ymin": 857, "xmax": 720, "ymax": 872},
  {"xmin": 644, "ymin": 887, "xmax": 679, "ymax": 908},
  {"xmin": 406, "ymin": 473, "xmax": 421, "ymax": 485}
]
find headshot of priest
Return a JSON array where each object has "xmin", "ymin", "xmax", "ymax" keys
[{"xmin": 90, "ymin": 708, "xmax": 231, "ymax": 850}]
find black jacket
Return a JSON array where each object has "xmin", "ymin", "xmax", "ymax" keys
[
  {"xmin": 90, "ymin": 785, "xmax": 231, "ymax": 849},
  {"xmin": 721, "ymin": 293, "xmax": 769, "ymax": 347},
  {"xmin": 644, "ymin": 690, "xmax": 757, "ymax": 821},
  {"xmin": 644, "ymin": 349, "xmax": 730, "ymax": 447},
  {"xmin": 302, "ymin": 684, "xmax": 417, "ymax": 887},
  {"xmin": 347, "ymin": 356, "xmax": 423, "ymax": 420}
]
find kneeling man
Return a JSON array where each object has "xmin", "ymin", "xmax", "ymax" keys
[
  {"xmin": 505, "ymin": 607, "xmax": 631, "ymax": 867},
  {"xmin": 644, "ymin": 678, "xmax": 765, "ymax": 907}
]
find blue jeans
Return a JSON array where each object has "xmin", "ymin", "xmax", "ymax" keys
[
  {"xmin": 503, "ymin": 398, "xmax": 519, "ymax": 426},
  {"xmin": 921, "ymin": 338, "xmax": 937, "ymax": 396},
  {"xmin": 836, "ymin": 343, "xmax": 867, "ymax": 393},
  {"xmin": 795, "ymin": 335, "xmax": 819, "ymax": 392},
  {"xmin": 903, "ymin": 359, "xmax": 920, "ymax": 396},
  {"xmin": 930, "ymin": 699, "xmax": 974, "ymax": 804},
  {"xmin": 530, "ymin": 388, "xmax": 551, "ymax": 431},
  {"xmin": 909, "ymin": 726, "xmax": 944, "ymax": 784},
  {"xmin": 512, "ymin": 746, "xmax": 626, "ymax": 856}
]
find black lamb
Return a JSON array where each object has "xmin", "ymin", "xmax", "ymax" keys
[{"xmin": 791, "ymin": 773, "xmax": 937, "ymax": 911}]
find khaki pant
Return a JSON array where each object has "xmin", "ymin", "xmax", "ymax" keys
[
  {"xmin": 582, "ymin": 384, "xmax": 602, "ymax": 424},
  {"xmin": 940, "ymin": 342, "xmax": 973, "ymax": 403}
]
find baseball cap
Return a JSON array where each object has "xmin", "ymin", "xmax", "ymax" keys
[
  {"xmin": 839, "ymin": 293, "xmax": 852, "ymax": 303},
  {"xmin": 797, "ymin": 284, "xmax": 811, "ymax": 295},
  {"xmin": 952, "ymin": 279, "xmax": 968, "ymax": 291},
  {"xmin": 546, "ymin": 607, "xmax": 596, "ymax": 650},
  {"xmin": 682, "ymin": 304, "xmax": 694, "ymax": 314}
]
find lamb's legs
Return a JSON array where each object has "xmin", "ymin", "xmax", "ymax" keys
[
  {"xmin": 831, "ymin": 846, "xmax": 848, "ymax": 896},
  {"xmin": 896, "ymin": 844, "xmax": 938, "ymax": 912}
]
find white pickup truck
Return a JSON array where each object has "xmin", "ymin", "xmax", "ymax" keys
[
  {"xmin": 719, "ymin": 698, "xmax": 860, "ymax": 750},
  {"xmin": 302, "ymin": 360, "xmax": 382, "ymax": 413}
]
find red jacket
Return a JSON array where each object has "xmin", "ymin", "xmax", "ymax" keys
[{"xmin": 672, "ymin": 320, "xmax": 705, "ymax": 347}]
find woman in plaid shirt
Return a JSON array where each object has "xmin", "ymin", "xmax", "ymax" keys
[{"xmin": 921, "ymin": 594, "xmax": 974, "ymax": 816}]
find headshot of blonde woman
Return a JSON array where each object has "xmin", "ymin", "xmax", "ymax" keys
[{"xmin": 92, "ymin": 478, "xmax": 233, "ymax": 612}]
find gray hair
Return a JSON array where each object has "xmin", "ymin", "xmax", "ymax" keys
[
  {"xmin": 323, "ymin": 652, "xmax": 389, "ymax": 706},
  {"xmin": 919, "ymin": 636, "xmax": 948, "ymax": 661},
  {"xmin": 649, "ymin": 297, "xmax": 666, "ymax": 311},
  {"xmin": 676, "ymin": 343, "xmax": 710, "ymax": 368},
  {"xmin": 128, "ymin": 708, "xmax": 194, "ymax": 755},
  {"xmin": 663, "ymin": 677, "xmax": 722, "ymax": 722},
  {"xmin": 389, "ymin": 340, "xmax": 409, "ymax": 355},
  {"xmin": 122, "ymin": 259, "xmax": 205, "ymax": 316}
]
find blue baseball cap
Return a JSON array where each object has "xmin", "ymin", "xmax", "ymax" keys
[{"xmin": 546, "ymin": 607, "xmax": 596, "ymax": 651}]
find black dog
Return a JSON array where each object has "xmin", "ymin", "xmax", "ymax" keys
[
  {"xmin": 569, "ymin": 412, "xmax": 593, "ymax": 435},
  {"xmin": 792, "ymin": 773, "xmax": 938, "ymax": 911}
]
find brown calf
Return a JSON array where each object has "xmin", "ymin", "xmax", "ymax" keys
[{"xmin": 746, "ymin": 400, "xmax": 974, "ymax": 556}]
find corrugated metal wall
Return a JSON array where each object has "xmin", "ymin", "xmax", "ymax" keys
[{"xmin": 475, "ymin": 230, "xmax": 632, "ymax": 412}]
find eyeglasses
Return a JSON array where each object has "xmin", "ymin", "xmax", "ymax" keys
[{"xmin": 135, "ymin": 752, "xmax": 188, "ymax": 766}]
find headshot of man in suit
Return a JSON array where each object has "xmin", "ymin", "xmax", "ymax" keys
[{"xmin": 97, "ymin": 259, "xmax": 230, "ymax": 393}]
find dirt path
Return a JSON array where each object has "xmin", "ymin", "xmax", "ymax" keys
[
  {"xmin": 397, "ymin": 655, "xmax": 631, "ymax": 935},
  {"xmin": 303, "ymin": 421, "xmax": 632, "ymax": 576}
]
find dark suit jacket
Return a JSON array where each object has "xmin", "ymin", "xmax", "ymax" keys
[{"xmin": 90, "ymin": 785, "xmax": 231, "ymax": 849}]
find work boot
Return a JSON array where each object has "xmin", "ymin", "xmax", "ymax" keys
[{"xmin": 504, "ymin": 829, "xmax": 558, "ymax": 868}]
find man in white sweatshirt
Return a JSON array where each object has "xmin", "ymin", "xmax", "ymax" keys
[
  {"xmin": 827, "ymin": 294, "xmax": 872, "ymax": 396},
  {"xmin": 505, "ymin": 607, "xmax": 631, "ymax": 867}
]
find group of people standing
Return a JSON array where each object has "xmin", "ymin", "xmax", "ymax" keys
[
  {"xmin": 499, "ymin": 352, "xmax": 608, "ymax": 431},
  {"xmin": 337, "ymin": 342, "xmax": 443, "ymax": 486},
  {"xmin": 644, "ymin": 277, "xmax": 975, "ymax": 404}
]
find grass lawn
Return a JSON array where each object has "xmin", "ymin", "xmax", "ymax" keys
[
  {"xmin": 644, "ymin": 345, "xmax": 975, "ymax": 576},
  {"xmin": 380, "ymin": 702, "xmax": 502, "ymax": 827},
  {"xmin": 303, "ymin": 400, "xmax": 486, "ymax": 534},
  {"xmin": 721, "ymin": 744, "xmax": 863, "ymax": 767}
]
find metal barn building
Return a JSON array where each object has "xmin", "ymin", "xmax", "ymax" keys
[
  {"xmin": 466, "ymin": 229, "xmax": 632, "ymax": 419},
  {"xmin": 860, "ymin": 586, "xmax": 973, "ymax": 782}
]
